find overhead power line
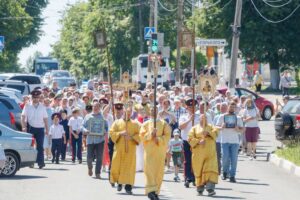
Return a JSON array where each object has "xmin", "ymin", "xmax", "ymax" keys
[
  {"xmin": 261, "ymin": 0, "xmax": 293, "ymax": 8},
  {"xmin": 250, "ymin": 0, "xmax": 300, "ymax": 23},
  {"xmin": 157, "ymin": 0, "xmax": 178, "ymax": 12}
]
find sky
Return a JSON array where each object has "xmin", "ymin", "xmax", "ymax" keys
[{"xmin": 18, "ymin": 0, "xmax": 87, "ymax": 67}]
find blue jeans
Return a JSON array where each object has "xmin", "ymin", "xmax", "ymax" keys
[{"xmin": 222, "ymin": 143, "xmax": 239, "ymax": 177}]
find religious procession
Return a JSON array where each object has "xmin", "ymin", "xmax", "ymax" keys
[{"xmin": 16, "ymin": 57, "xmax": 264, "ymax": 200}]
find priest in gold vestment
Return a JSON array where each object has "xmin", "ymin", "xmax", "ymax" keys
[
  {"xmin": 140, "ymin": 107, "xmax": 171, "ymax": 200},
  {"xmin": 109, "ymin": 107, "xmax": 140, "ymax": 195}
]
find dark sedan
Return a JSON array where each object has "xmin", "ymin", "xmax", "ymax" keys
[{"xmin": 275, "ymin": 97, "xmax": 300, "ymax": 142}]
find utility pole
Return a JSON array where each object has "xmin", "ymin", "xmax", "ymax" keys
[
  {"xmin": 191, "ymin": 0, "xmax": 195, "ymax": 76},
  {"xmin": 139, "ymin": 0, "xmax": 143, "ymax": 54},
  {"xmin": 175, "ymin": 0, "xmax": 184, "ymax": 83},
  {"xmin": 154, "ymin": 0, "xmax": 158, "ymax": 31},
  {"xmin": 229, "ymin": 0, "xmax": 242, "ymax": 89}
]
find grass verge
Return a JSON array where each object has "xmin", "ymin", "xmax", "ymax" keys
[{"xmin": 276, "ymin": 143, "xmax": 300, "ymax": 166}]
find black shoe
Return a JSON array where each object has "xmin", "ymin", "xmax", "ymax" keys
[
  {"xmin": 125, "ymin": 190, "xmax": 133, "ymax": 195},
  {"xmin": 38, "ymin": 164, "xmax": 45, "ymax": 169},
  {"xmin": 197, "ymin": 191, "xmax": 203, "ymax": 196},
  {"xmin": 155, "ymin": 193, "xmax": 160, "ymax": 200},
  {"xmin": 147, "ymin": 192, "xmax": 157, "ymax": 200},
  {"xmin": 222, "ymin": 172, "xmax": 228, "ymax": 180},
  {"xmin": 230, "ymin": 177, "xmax": 236, "ymax": 183},
  {"xmin": 51, "ymin": 159, "xmax": 54, "ymax": 164},
  {"xmin": 56, "ymin": 161, "xmax": 59, "ymax": 164},
  {"xmin": 72, "ymin": 160, "xmax": 75, "ymax": 163},
  {"xmin": 197, "ymin": 186, "xmax": 204, "ymax": 196},
  {"xmin": 79, "ymin": 160, "xmax": 82, "ymax": 164},
  {"xmin": 111, "ymin": 183, "xmax": 115, "ymax": 187},
  {"xmin": 184, "ymin": 181, "xmax": 190, "ymax": 188},
  {"xmin": 207, "ymin": 189, "xmax": 216, "ymax": 196},
  {"xmin": 117, "ymin": 184, "xmax": 122, "ymax": 192},
  {"xmin": 192, "ymin": 182, "xmax": 196, "ymax": 186}
]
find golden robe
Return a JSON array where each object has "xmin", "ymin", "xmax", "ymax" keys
[
  {"xmin": 140, "ymin": 119, "xmax": 171, "ymax": 195},
  {"xmin": 188, "ymin": 124, "xmax": 219, "ymax": 187},
  {"xmin": 110, "ymin": 119, "xmax": 140, "ymax": 186}
]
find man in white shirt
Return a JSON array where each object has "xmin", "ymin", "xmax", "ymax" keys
[
  {"xmin": 179, "ymin": 98, "xmax": 199, "ymax": 188},
  {"xmin": 21, "ymin": 90, "xmax": 49, "ymax": 169},
  {"xmin": 216, "ymin": 101, "xmax": 244, "ymax": 183}
]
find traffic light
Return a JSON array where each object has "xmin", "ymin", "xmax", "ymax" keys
[{"xmin": 151, "ymin": 33, "xmax": 158, "ymax": 52}]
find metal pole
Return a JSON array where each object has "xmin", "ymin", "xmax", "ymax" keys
[
  {"xmin": 229, "ymin": 0, "xmax": 243, "ymax": 89},
  {"xmin": 192, "ymin": 0, "xmax": 196, "ymax": 126},
  {"xmin": 175, "ymin": 0, "xmax": 184, "ymax": 83},
  {"xmin": 153, "ymin": 57, "xmax": 158, "ymax": 129}
]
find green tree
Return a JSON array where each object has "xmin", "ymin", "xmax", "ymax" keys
[
  {"xmin": 0, "ymin": 0, "xmax": 48, "ymax": 72},
  {"xmin": 191, "ymin": 0, "xmax": 300, "ymax": 89}
]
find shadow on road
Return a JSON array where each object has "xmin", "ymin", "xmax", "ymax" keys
[
  {"xmin": 0, "ymin": 175, "xmax": 47, "ymax": 180},
  {"xmin": 211, "ymin": 195, "xmax": 246, "ymax": 199},
  {"xmin": 40, "ymin": 168, "xmax": 69, "ymax": 171},
  {"xmin": 235, "ymin": 181, "xmax": 269, "ymax": 186}
]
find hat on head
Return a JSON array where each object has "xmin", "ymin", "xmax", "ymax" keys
[
  {"xmin": 114, "ymin": 101, "xmax": 124, "ymax": 110},
  {"xmin": 99, "ymin": 97, "xmax": 109, "ymax": 104},
  {"xmin": 173, "ymin": 129, "xmax": 180, "ymax": 136},
  {"xmin": 51, "ymin": 113, "xmax": 61, "ymax": 120},
  {"xmin": 185, "ymin": 98, "xmax": 198, "ymax": 107},
  {"xmin": 59, "ymin": 109, "xmax": 68, "ymax": 115},
  {"xmin": 70, "ymin": 82, "xmax": 76, "ymax": 87},
  {"xmin": 31, "ymin": 89, "xmax": 42, "ymax": 98},
  {"xmin": 72, "ymin": 107, "xmax": 80, "ymax": 113},
  {"xmin": 54, "ymin": 93, "xmax": 63, "ymax": 100}
]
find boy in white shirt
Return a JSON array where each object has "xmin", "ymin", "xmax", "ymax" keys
[
  {"xmin": 68, "ymin": 108, "xmax": 84, "ymax": 163},
  {"xmin": 49, "ymin": 113, "xmax": 66, "ymax": 164}
]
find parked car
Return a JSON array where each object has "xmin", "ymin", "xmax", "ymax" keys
[
  {"xmin": 0, "ymin": 123, "xmax": 37, "ymax": 177},
  {"xmin": 0, "ymin": 89, "xmax": 22, "ymax": 104},
  {"xmin": 42, "ymin": 72, "xmax": 51, "ymax": 85},
  {"xmin": 50, "ymin": 77, "xmax": 76, "ymax": 90},
  {"xmin": 0, "ymin": 80, "xmax": 30, "ymax": 96},
  {"xmin": 217, "ymin": 87, "xmax": 274, "ymax": 120},
  {"xmin": 275, "ymin": 97, "xmax": 300, "ymax": 142},
  {"xmin": 50, "ymin": 70, "xmax": 71, "ymax": 79},
  {"xmin": 1, "ymin": 73, "xmax": 44, "ymax": 92},
  {"xmin": 0, "ymin": 96, "xmax": 22, "ymax": 131}
]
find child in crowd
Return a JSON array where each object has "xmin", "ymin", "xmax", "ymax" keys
[
  {"xmin": 49, "ymin": 113, "xmax": 66, "ymax": 164},
  {"xmin": 60, "ymin": 109, "xmax": 69, "ymax": 161},
  {"xmin": 68, "ymin": 108, "xmax": 84, "ymax": 163},
  {"xmin": 168, "ymin": 129, "xmax": 183, "ymax": 182}
]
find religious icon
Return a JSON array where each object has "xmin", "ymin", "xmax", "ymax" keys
[{"xmin": 224, "ymin": 114, "xmax": 237, "ymax": 128}]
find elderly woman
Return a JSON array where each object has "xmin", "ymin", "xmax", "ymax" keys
[{"xmin": 188, "ymin": 114, "xmax": 219, "ymax": 196}]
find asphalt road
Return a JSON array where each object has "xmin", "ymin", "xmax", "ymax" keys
[{"xmin": 1, "ymin": 119, "xmax": 300, "ymax": 200}]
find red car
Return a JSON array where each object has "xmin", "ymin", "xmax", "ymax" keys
[{"xmin": 217, "ymin": 87, "xmax": 274, "ymax": 120}]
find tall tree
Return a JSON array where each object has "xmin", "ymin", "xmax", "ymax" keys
[
  {"xmin": 0, "ymin": 0, "xmax": 48, "ymax": 72},
  {"xmin": 192, "ymin": 0, "xmax": 300, "ymax": 89}
]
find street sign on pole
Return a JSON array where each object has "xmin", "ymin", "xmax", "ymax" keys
[
  {"xmin": 144, "ymin": 27, "xmax": 156, "ymax": 40},
  {"xmin": 0, "ymin": 36, "xmax": 5, "ymax": 52},
  {"xmin": 195, "ymin": 38, "xmax": 227, "ymax": 47}
]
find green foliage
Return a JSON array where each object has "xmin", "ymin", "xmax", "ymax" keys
[
  {"xmin": 191, "ymin": 0, "xmax": 300, "ymax": 88},
  {"xmin": 171, "ymin": 49, "xmax": 207, "ymax": 71},
  {"xmin": 0, "ymin": 0, "xmax": 48, "ymax": 72}
]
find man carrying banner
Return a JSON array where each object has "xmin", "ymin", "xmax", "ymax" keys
[
  {"xmin": 140, "ymin": 106, "xmax": 171, "ymax": 200},
  {"xmin": 109, "ymin": 106, "xmax": 140, "ymax": 195}
]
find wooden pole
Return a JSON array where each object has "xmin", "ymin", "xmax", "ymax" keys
[{"xmin": 106, "ymin": 44, "xmax": 115, "ymax": 121}]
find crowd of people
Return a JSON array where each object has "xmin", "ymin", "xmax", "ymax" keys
[{"xmin": 20, "ymin": 78, "xmax": 264, "ymax": 199}]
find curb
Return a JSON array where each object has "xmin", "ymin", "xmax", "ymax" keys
[{"xmin": 269, "ymin": 154, "xmax": 300, "ymax": 178}]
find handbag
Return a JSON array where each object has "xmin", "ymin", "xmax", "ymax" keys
[{"xmin": 0, "ymin": 145, "xmax": 6, "ymax": 169}]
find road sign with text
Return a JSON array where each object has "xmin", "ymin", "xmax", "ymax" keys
[{"xmin": 195, "ymin": 38, "xmax": 227, "ymax": 47}]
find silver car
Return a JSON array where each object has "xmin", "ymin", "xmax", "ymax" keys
[{"xmin": 0, "ymin": 123, "xmax": 37, "ymax": 177}]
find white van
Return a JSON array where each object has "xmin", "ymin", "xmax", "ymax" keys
[{"xmin": 132, "ymin": 54, "xmax": 171, "ymax": 89}]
